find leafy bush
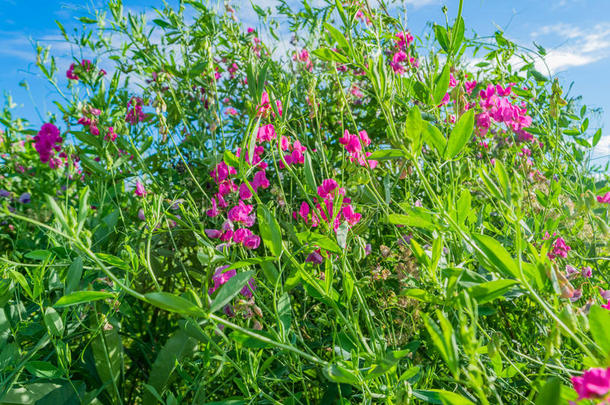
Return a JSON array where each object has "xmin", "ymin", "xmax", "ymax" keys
[{"xmin": 0, "ymin": 0, "xmax": 609, "ymax": 403}]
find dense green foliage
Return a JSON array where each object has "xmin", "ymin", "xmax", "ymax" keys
[{"xmin": 0, "ymin": 0, "xmax": 609, "ymax": 404}]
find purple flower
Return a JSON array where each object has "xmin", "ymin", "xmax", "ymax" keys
[
  {"xmin": 138, "ymin": 209, "xmax": 146, "ymax": 221},
  {"xmin": 18, "ymin": 193, "xmax": 31, "ymax": 204},
  {"xmin": 306, "ymin": 250, "xmax": 324, "ymax": 265},
  {"xmin": 0, "ymin": 190, "xmax": 10, "ymax": 198},
  {"xmin": 599, "ymin": 288, "xmax": 610, "ymax": 301},
  {"xmin": 581, "ymin": 266, "xmax": 592, "ymax": 278},
  {"xmin": 565, "ymin": 265, "xmax": 579, "ymax": 278},
  {"xmin": 570, "ymin": 289, "xmax": 582, "ymax": 302},
  {"xmin": 205, "ymin": 229, "xmax": 222, "ymax": 239}
]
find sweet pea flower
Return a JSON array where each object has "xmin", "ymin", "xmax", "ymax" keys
[
  {"xmin": 243, "ymin": 234, "xmax": 261, "ymax": 250},
  {"xmin": 548, "ymin": 237, "xmax": 571, "ymax": 260},
  {"xmin": 205, "ymin": 229, "xmax": 222, "ymax": 239},
  {"xmin": 571, "ymin": 367, "xmax": 610, "ymax": 400},
  {"xmin": 18, "ymin": 193, "xmax": 31, "ymax": 204},
  {"xmin": 134, "ymin": 180, "xmax": 147, "ymax": 197},
  {"xmin": 597, "ymin": 191, "xmax": 610, "ymax": 204},
  {"xmin": 602, "ymin": 300, "xmax": 610, "ymax": 310},
  {"xmin": 34, "ymin": 123, "xmax": 63, "ymax": 166},
  {"xmin": 582, "ymin": 266, "xmax": 593, "ymax": 278}
]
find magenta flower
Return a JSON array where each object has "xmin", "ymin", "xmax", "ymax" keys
[
  {"xmin": 317, "ymin": 179, "xmax": 339, "ymax": 199},
  {"xmin": 233, "ymin": 228, "xmax": 252, "ymax": 244},
  {"xmin": 600, "ymin": 288, "xmax": 610, "ymax": 301},
  {"xmin": 105, "ymin": 127, "xmax": 117, "ymax": 142},
  {"xmin": 257, "ymin": 124, "xmax": 277, "ymax": 143},
  {"xmin": 582, "ymin": 266, "xmax": 593, "ymax": 278},
  {"xmin": 34, "ymin": 123, "xmax": 63, "ymax": 166},
  {"xmin": 252, "ymin": 170, "xmax": 270, "ymax": 190},
  {"xmin": 243, "ymin": 234, "xmax": 261, "ymax": 249},
  {"xmin": 571, "ymin": 367, "xmax": 610, "ymax": 400},
  {"xmin": 548, "ymin": 237, "xmax": 571, "ymax": 260},
  {"xmin": 206, "ymin": 198, "xmax": 219, "ymax": 217},
  {"xmin": 602, "ymin": 300, "xmax": 610, "ymax": 310},
  {"xmin": 228, "ymin": 201, "xmax": 254, "ymax": 225},
  {"xmin": 137, "ymin": 209, "xmax": 146, "ymax": 221},
  {"xmin": 208, "ymin": 265, "xmax": 236, "ymax": 295},
  {"xmin": 134, "ymin": 180, "xmax": 147, "ymax": 197},
  {"xmin": 597, "ymin": 192, "xmax": 610, "ymax": 204}
]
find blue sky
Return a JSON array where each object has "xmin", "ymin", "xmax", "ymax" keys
[{"xmin": 0, "ymin": 0, "xmax": 609, "ymax": 164}]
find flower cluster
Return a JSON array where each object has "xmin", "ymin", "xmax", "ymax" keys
[
  {"xmin": 66, "ymin": 59, "xmax": 106, "ymax": 81},
  {"xmin": 389, "ymin": 31, "xmax": 418, "ymax": 74},
  {"xmin": 293, "ymin": 49, "xmax": 313, "ymax": 72},
  {"xmin": 476, "ymin": 84, "xmax": 533, "ymax": 142},
  {"xmin": 295, "ymin": 178, "xmax": 362, "ymax": 231},
  {"xmin": 33, "ymin": 123, "xmax": 63, "ymax": 168},
  {"xmin": 126, "ymin": 97, "xmax": 146, "ymax": 125},
  {"xmin": 339, "ymin": 129, "xmax": 377, "ymax": 169}
]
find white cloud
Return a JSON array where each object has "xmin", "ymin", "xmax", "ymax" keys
[
  {"xmin": 532, "ymin": 23, "xmax": 610, "ymax": 74},
  {"xmin": 405, "ymin": 0, "xmax": 438, "ymax": 6}
]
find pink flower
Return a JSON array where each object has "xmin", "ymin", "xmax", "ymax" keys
[
  {"xmin": 66, "ymin": 63, "xmax": 79, "ymax": 80},
  {"xmin": 602, "ymin": 300, "xmax": 610, "ymax": 310},
  {"xmin": 239, "ymin": 183, "xmax": 253, "ymax": 200},
  {"xmin": 134, "ymin": 180, "xmax": 147, "ymax": 197},
  {"xmin": 138, "ymin": 209, "xmax": 146, "ymax": 221},
  {"xmin": 600, "ymin": 288, "xmax": 610, "ymax": 301},
  {"xmin": 208, "ymin": 265, "xmax": 236, "ymax": 295},
  {"xmin": 548, "ymin": 237, "xmax": 571, "ymax": 260},
  {"xmin": 257, "ymin": 124, "xmax": 277, "ymax": 143},
  {"xmin": 243, "ymin": 234, "xmax": 261, "ymax": 250},
  {"xmin": 252, "ymin": 170, "xmax": 270, "ymax": 190},
  {"xmin": 34, "ymin": 123, "xmax": 63, "ymax": 166},
  {"xmin": 228, "ymin": 200, "xmax": 254, "ymax": 225},
  {"xmin": 233, "ymin": 228, "xmax": 253, "ymax": 243},
  {"xmin": 465, "ymin": 80, "xmax": 477, "ymax": 94},
  {"xmin": 299, "ymin": 202, "xmax": 310, "ymax": 223},
  {"xmin": 449, "ymin": 74, "xmax": 457, "ymax": 88},
  {"xmin": 597, "ymin": 192, "xmax": 610, "ymax": 204},
  {"xmin": 571, "ymin": 367, "xmax": 610, "ymax": 400},
  {"xmin": 104, "ymin": 127, "xmax": 117, "ymax": 142},
  {"xmin": 317, "ymin": 179, "xmax": 339, "ymax": 199},
  {"xmin": 339, "ymin": 130, "xmax": 362, "ymax": 154},
  {"xmin": 582, "ymin": 266, "xmax": 593, "ymax": 278},
  {"xmin": 342, "ymin": 204, "xmax": 362, "ymax": 226},
  {"xmin": 206, "ymin": 198, "xmax": 219, "ymax": 217}
]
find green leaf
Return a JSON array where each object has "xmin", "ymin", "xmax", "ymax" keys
[
  {"xmin": 323, "ymin": 363, "xmax": 360, "ymax": 386},
  {"xmin": 96, "ymin": 253, "xmax": 130, "ymax": 271},
  {"xmin": 450, "ymin": 17, "xmax": 465, "ymax": 54},
  {"xmin": 336, "ymin": 221, "xmax": 349, "ymax": 250},
  {"xmin": 152, "ymin": 19, "xmax": 172, "ymax": 28},
  {"xmin": 78, "ymin": 16, "xmax": 97, "ymax": 24},
  {"xmin": 535, "ymin": 377, "xmax": 562, "ymax": 405},
  {"xmin": 467, "ymin": 279, "xmax": 518, "ymax": 304},
  {"xmin": 324, "ymin": 23, "xmax": 349, "ymax": 51},
  {"xmin": 55, "ymin": 291, "xmax": 116, "ymax": 307},
  {"xmin": 312, "ymin": 48, "xmax": 348, "ymax": 64},
  {"xmin": 388, "ymin": 213, "xmax": 435, "ymax": 230},
  {"xmin": 592, "ymin": 128, "xmax": 602, "ymax": 147},
  {"xmin": 472, "ymin": 234, "xmax": 520, "ymax": 280},
  {"xmin": 433, "ymin": 64, "xmax": 451, "ymax": 105},
  {"xmin": 145, "ymin": 292, "xmax": 207, "ymax": 318},
  {"xmin": 435, "ymin": 390, "xmax": 476, "ymax": 405},
  {"xmin": 0, "ymin": 383, "xmax": 63, "ymax": 404},
  {"xmin": 209, "ymin": 271, "xmax": 254, "ymax": 313},
  {"xmin": 413, "ymin": 81, "xmax": 430, "ymax": 103},
  {"xmin": 257, "ymin": 205, "xmax": 283, "ymax": 257},
  {"xmin": 277, "ymin": 293, "xmax": 292, "ymax": 339},
  {"xmin": 434, "ymin": 24, "xmax": 450, "ymax": 52},
  {"xmin": 368, "ymin": 149, "xmax": 406, "ymax": 160},
  {"xmin": 444, "ymin": 109, "xmax": 474, "ymax": 159},
  {"xmin": 296, "ymin": 231, "xmax": 342, "ymax": 254},
  {"xmin": 44, "ymin": 307, "xmax": 64, "ymax": 337},
  {"xmin": 406, "ymin": 106, "xmax": 423, "ymax": 152},
  {"xmin": 24, "ymin": 250, "xmax": 52, "ymax": 261},
  {"xmin": 91, "ymin": 325, "xmax": 123, "ymax": 403},
  {"xmin": 422, "ymin": 121, "xmax": 447, "ymax": 154},
  {"xmin": 25, "ymin": 361, "xmax": 62, "ymax": 379},
  {"xmin": 424, "ymin": 311, "xmax": 459, "ymax": 378},
  {"xmin": 230, "ymin": 330, "xmax": 275, "ymax": 349},
  {"xmin": 65, "ymin": 257, "xmax": 83, "ymax": 295},
  {"xmin": 142, "ymin": 328, "xmax": 197, "ymax": 404},
  {"xmin": 589, "ymin": 305, "xmax": 610, "ymax": 357}
]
